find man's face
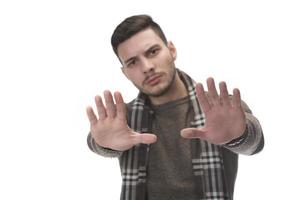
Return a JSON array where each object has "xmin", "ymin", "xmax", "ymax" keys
[{"xmin": 117, "ymin": 28, "xmax": 177, "ymax": 97}]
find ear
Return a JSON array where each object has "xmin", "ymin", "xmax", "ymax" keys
[{"xmin": 167, "ymin": 41, "xmax": 177, "ymax": 60}]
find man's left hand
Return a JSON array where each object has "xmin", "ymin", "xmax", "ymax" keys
[{"xmin": 181, "ymin": 78, "xmax": 246, "ymax": 145}]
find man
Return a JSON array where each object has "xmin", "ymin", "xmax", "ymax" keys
[{"xmin": 86, "ymin": 14, "xmax": 264, "ymax": 200}]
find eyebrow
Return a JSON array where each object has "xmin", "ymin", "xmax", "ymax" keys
[
  {"xmin": 123, "ymin": 44, "xmax": 161, "ymax": 65},
  {"xmin": 144, "ymin": 44, "xmax": 160, "ymax": 55}
]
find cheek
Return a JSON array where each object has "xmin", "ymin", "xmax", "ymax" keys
[
  {"xmin": 125, "ymin": 70, "xmax": 144, "ymax": 85},
  {"xmin": 159, "ymin": 52, "xmax": 174, "ymax": 66}
]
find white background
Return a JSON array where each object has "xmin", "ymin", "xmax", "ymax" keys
[{"xmin": 1, "ymin": 0, "xmax": 299, "ymax": 199}]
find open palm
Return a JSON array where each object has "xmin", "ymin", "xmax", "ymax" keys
[
  {"xmin": 181, "ymin": 78, "xmax": 246, "ymax": 145},
  {"xmin": 86, "ymin": 91, "xmax": 157, "ymax": 151}
]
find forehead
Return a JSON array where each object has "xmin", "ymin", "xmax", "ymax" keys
[{"xmin": 117, "ymin": 28, "xmax": 166, "ymax": 60}]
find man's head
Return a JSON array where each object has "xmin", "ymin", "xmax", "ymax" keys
[
  {"xmin": 111, "ymin": 15, "xmax": 184, "ymax": 103},
  {"xmin": 111, "ymin": 14, "xmax": 168, "ymax": 57}
]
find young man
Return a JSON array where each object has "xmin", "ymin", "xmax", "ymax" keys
[{"xmin": 86, "ymin": 14, "xmax": 264, "ymax": 200}]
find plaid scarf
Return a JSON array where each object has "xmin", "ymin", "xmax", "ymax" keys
[{"xmin": 119, "ymin": 69, "xmax": 230, "ymax": 200}]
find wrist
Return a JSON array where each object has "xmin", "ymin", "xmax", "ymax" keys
[{"xmin": 224, "ymin": 127, "xmax": 248, "ymax": 148}]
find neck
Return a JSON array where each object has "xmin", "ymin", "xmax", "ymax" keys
[{"xmin": 149, "ymin": 72, "xmax": 188, "ymax": 106}]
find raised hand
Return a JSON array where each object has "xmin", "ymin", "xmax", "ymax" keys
[
  {"xmin": 86, "ymin": 91, "xmax": 157, "ymax": 151},
  {"xmin": 181, "ymin": 78, "xmax": 246, "ymax": 145}
]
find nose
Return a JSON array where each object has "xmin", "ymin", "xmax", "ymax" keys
[{"xmin": 140, "ymin": 57, "xmax": 154, "ymax": 74}]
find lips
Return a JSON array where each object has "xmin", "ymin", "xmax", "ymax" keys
[{"xmin": 145, "ymin": 74, "xmax": 162, "ymax": 86}]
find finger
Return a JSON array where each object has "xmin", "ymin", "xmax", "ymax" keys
[
  {"xmin": 232, "ymin": 88, "xmax": 242, "ymax": 108},
  {"xmin": 86, "ymin": 106, "xmax": 98, "ymax": 125},
  {"xmin": 219, "ymin": 81, "xmax": 231, "ymax": 106},
  {"xmin": 114, "ymin": 91, "xmax": 126, "ymax": 120},
  {"xmin": 180, "ymin": 128, "xmax": 207, "ymax": 139},
  {"xmin": 195, "ymin": 83, "xmax": 211, "ymax": 113},
  {"xmin": 131, "ymin": 133, "xmax": 157, "ymax": 146},
  {"xmin": 95, "ymin": 95, "xmax": 107, "ymax": 120},
  {"xmin": 104, "ymin": 90, "xmax": 116, "ymax": 118},
  {"xmin": 207, "ymin": 77, "xmax": 219, "ymax": 104}
]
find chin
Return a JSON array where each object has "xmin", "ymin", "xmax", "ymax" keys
[{"xmin": 144, "ymin": 84, "xmax": 171, "ymax": 97}]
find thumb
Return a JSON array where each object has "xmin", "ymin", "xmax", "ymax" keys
[
  {"xmin": 181, "ymin": 128, "xmax": 207, "ymax": 139},
  {"xmin": 131, "ymin": 133, "xmax": 157, "ymax": 146}
]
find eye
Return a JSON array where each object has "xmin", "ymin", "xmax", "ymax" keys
[
  {"xmin": 126, "ymin": 60, "xmax": 136, "ymax": 68},
  {"xmin": 146, "ymin": 47, "xmax": 160, "ymax": 58},
  {"xmin": 149, "ymin": 48, "xmax": 160, "ymax": 57},
  {"xmin": 150, "ymin": 49, "xmax": 157, "ymax": 55}
]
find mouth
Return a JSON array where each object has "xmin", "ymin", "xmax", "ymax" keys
[{"xmin": 145, "ymin": 74, "xmax": 162, "ymax": 86}]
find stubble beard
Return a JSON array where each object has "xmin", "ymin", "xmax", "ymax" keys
[{"xmin": 136, "ymin": 65, "xmax": 177, "ymax": 98}]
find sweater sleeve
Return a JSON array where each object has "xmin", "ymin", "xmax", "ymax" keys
[
  {"xmin": 87, "ymin": 132, "xmax": 123, "ymax": 158},
  {"xmin": 223, "ymin": 101, "xmax": 264, "ymax": 155}
]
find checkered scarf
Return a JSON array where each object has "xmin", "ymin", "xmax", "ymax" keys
[{"xmin": 118, "ymin": 69, "xmax": 230, "ymax": 200}]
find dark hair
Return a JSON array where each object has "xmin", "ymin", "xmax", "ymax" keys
[{"xmin": 111, "ymin": 14, "xmax": 168, "ymax": 56}]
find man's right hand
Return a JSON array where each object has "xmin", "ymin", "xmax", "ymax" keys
[{"xmin": 86, "ymin": 91, "xmax": 157, "ymax": 151}]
